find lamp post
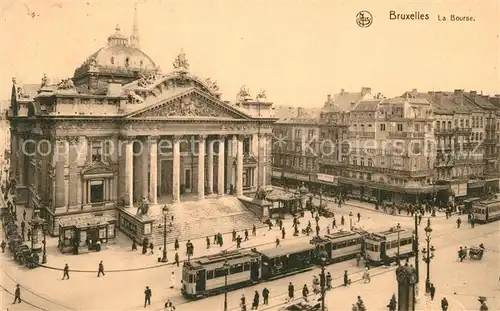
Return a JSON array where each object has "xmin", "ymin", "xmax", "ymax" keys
[
  {"xmin": 413, "ymin": 214, "xmax": 420, "ymax": 284},
  {"xmin": 161, "ymin": 205, "xmax": 168, "ymax": 262},
  {"xmin": 422, "ymin": 218, "xmax": 435, "ymax": 293},
  {"xmin": 41, "ymin": 223, "xmax": 47, "ymax": 264},
  {"xmin": 318, "ymin": 249, "xmax": 328, "ymax": 311},
  {"xmin": 396, "ymin": 223, "xmax": 401, "ymax": 265},
  {"xmin": 223, "ymin": 260, "xmax": 230, "ymax": 311},
  {"xmin": 319, "ymin": 187, "xmax": 323, "ymax": 209}
]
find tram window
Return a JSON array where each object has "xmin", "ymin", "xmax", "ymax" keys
[
  {"xmin": 365, "ymin": 243, "xmax": 377, "ymax": 252},
  {"xmin": 243, "ymin": 263, "xmax": 251, "ymax": 271},
  {"xmin": 214, "ymin": 268, "xmax": 227, "ymax": 278},
  {"xmin": 333, "ymin": 241, "xmax": 346, "ymax": 249},
  {"xmin": 207, "ymin": 270, "xmax": 214, "ymax": 280},
  {"xmin": 183, "ymin": 271, "xmax": 188, "ymax": 281},
  {"xmin": 230, "ymin": 265, "xmax": 244, "ymax": 274},
  {"xmin": 188, "ymin": 274, "xmax": 194, "ymax": 283}
]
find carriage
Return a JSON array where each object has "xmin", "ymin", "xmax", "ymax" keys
[{"xmin": 468, "ymin": 246, "xmax": 484, "ymax": 260}]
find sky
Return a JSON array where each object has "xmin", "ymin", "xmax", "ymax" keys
[{"xmin": 0, "ymin": 0, "xmax": 498, "ymax": 107}]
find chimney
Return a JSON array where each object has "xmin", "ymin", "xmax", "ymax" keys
[
  {"xmin": 469, "ymin": 91, "xmax": 477, "ymax": 100},
  {"xmin": 107, "ymin": 81, "xmax": 122, "ymax": 96},
  {"xmin": 454, "ymin": 89, "xmax": 463, "ymax": 97},
  {"xmin": 361, "ymin": 87, "xmax": 371, "ymax": 96},
  {"xmin": 297, "ymin": 107, "xmax": 305, "ymax": 118}
]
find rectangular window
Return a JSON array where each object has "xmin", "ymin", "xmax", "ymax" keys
[
  {"xmin": 214, "ymin": 268, "xmax": 228, "ymax": 278},
  {"xmin": 92, "ymin": 144, "xmax": 103, "ymax": 162},
  {"xmin": 397, "ymin": 124, "xmax": 403, "ymax": 131},
  {"xmin": 230, "ymin": 265, "xmax": 244, "ymax": 274},
  {"xmin": 107, "ymin": 224, "xmax": 115, "ymax": 238},
  {"xmin": 99, "ymin": 228, "xmax": 106, "ymax": 239},
  {"xmin": 207, "ymin": 270, "xmax": 214, "ymax": 280},
  {"xmin": 380, "ymin": 124, "xmax": 386, "ymax": 131},
  {"xmin": 243, "ymin": 138, "xmax": 250, "ymax": 154}
]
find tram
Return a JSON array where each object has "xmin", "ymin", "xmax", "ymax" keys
[
  {"xmin": 311, "ymin": 229, "xmax": 366, "ymax": 263},
  {"xmin": 364, "ymin": 226, "xmax": 414, "ymax": 264},
  {"xmin": 473, "ymin": 198, "xmax": 500, "ymax": 223}
]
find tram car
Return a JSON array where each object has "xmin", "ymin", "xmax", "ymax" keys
[
  {"xmin": 364, "ymin": 226, "xmax": 414, "ymax": 264},
  {"xmin": 310, "ymin": 229, "xmax": 367, "ymax": 263},
  {"xmin": 472, "ymin": 198, "xmax": 500, "ymax": 223},
  {"xmin": 181, "ymin": 239, "xmax": 321, "ymax": 299}
]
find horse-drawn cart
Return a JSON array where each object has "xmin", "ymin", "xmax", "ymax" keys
[{"xmin": 469, "ymin": 245, "xmax": 485, "ymax": 260}]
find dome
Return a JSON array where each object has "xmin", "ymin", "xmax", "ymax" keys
[{"xmin": 87, "ymin": 24, "xmax": 156, "ymax": 71}]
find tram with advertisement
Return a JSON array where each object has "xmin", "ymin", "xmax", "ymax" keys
[
  {"xmin": 473, "ymin": 198, "xmax": 500, "ymax": 223},
  {"xmin": 363, "ymin": 226, "xmax": 414, "ymax": 264}
]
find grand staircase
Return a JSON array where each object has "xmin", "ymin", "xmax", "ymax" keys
[{"xmin": 151, "ymin": 196, "xmax": 265, "ymax": 244}]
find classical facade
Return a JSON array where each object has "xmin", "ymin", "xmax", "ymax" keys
[{"xmin": 8, "ymin": 23, "xmax": 275, "ymax": 236}]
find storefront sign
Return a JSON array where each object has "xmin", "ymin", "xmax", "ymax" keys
[
  {"xmin": 317, "ymin": 174, "xmax": 338, "ymax": 185},
  {"xmin": 283, "ymin": 172, "xmax": 310, "ymax": 181}
]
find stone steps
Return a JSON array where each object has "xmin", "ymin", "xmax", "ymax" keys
[{"xmin": 151, "ymin": 197, "xmax": 264, "ymax": 245}]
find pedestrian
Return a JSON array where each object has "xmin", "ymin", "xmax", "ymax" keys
[
  {"xmin": 169, "ymin": 271, "xmax": 176, "ymax": 289},
  {"xmin": 175, "ymin": 252, "xmax": 179, "ymax": 267},
  {"xmin": 315, "ymin": 224, "xmax": 320, "ymax": 236},
  {"xmin": 23, "ymin": 209, "xmax": 26, "ymax": 221},
  {"xmin": 98, "ymin": 261, "xmax": 105, "ymax": 277},
  {"xmin": 357, "ymin": 212, "xmax": 361, "ymax": 222},
  {"xmin": 236, "ymin": 235, "xmax": 242, "ymax": 248},
  {"xmin": 240, "ymin": 294, "xmax": 247, "ymax": 311},
  {"xmin": 144, "ymin": 286, "xmax": 152, "ymax": 307},
  {"xmin": 1, "ymin": 240, "xmax": 6, "ymax": 253},
  {"xmin": 21, "ymin": 220, "xmax": 25, "ymax": 232},
  {"xmin": 344, "ymin": 270, "xmax": 349, "ymax": 286},
  {"xmin": 262, "ymin": 288, "xmax": 269, "ymax": 305},
  {"xmin": 341, "ymin": 215, "xmax": 345, "ymax": 226},
  {"xmin": 252, "ymin": 224, "xmax": 256, "ymax": 236},
  {"xmin": 287, "ymin": 282, "xmax": 294, "ymax": 302},
  {"xmin": 164, "ymin": 299, "xmax": 174, "ymax": 311},
  {"xmin": 244, "ymin": 229, "xmax": 249, "ymax": 241},
  {"xmin": 206, "ymin": 236, "xmax": 210, "ymax": 249},
  {"xmin": 251, "ymin": 290, "xmax": 259, "ymax": 309},
  {"xmin": 275, "ymin": 237, "xmax": 280, "ymax": 248},
  {"xmin": 456, "ymin": 217, "xmax": 461, "ymax": 228},
  {"xmin": 232, "ymin": 229, "xmax": 237, "ymax": 241},
  {"xmin": 387, "ymin": 294, "xmax": 396, "ymax": 311},
  {"xmin": 13, "ymin": 284, "xmax": 21, "ymax": 304},
  {"xmin": 302, "ymin": 284, "xmax": 309, "ymax": 302},
  {"xmin": 326, "ymin": 272, "xmax": 332, "ymax": 289},
  {"xmin": 429, "ymin": 283, "xmax": 436, "ymax": 301},
  {"xmin": 363, "ymin": 267, "xmax": 370, "ymax": 283},
  {"xmin": 62, "ymin": 264, "xmax": 70, "ymax": 280},
  {"xmin": 149, "ymin": 242, "xmax": 154, "ymax": 254},
  {"xmin": 281, "ymin": 228, "xmax": 286, "ymax": 240},
  {"xmin": 132, "ymin": 240, "xmax": 137, "ymax": 251},
  {"xmin": 441, "ymin": 297, "xmax": 449, "ymax": 311},
  {"xmin": 174, "ymin": 238, "xmax": 179, "ymax": 251},
  {"xmin": 332, "ymin": 217, "xmax": 337, "ymax": 229}
]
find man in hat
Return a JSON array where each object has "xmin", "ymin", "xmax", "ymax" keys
[
  {"xmin": 13, "ymin": 284, "xmax": 21, "ymax": 304},
  {"xmin": 144, "ymin": 286, "xmax": 152, "ymax": 307}
]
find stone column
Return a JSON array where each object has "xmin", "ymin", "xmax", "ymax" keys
[
  {"xmin": 10, "ymin": 130, "xmax": 18, "ymax": 182},
  {"xmin": 133, "ymin": 141, "xmax": 142, "ymax": 202},
  {"xmin": 197, "ymin": 135, "xmax": 206, "ymax": 200},
  {"xmin": 252, "ymin": 134, "xmax": 258, "ymax": 156},
  {"xmin": 225, "ymin": 136, "xmax": 233, "ymax": 192},
  {"xmin": 172, "ymin": 135, "xmax": 181, "ymax": 203},
  {"xmin": 124, "ymin": 139, "xmax": 134, "ymax": 207},
  {"xmin": 141, "ymin": 137, "xmax": 149, "ymax": 199},
  {"xmin": 217, "ymin": 135, "xmax": 226, "ymax": 196},
  {"xmin": 258, "ymin": 133, "xmax": 267, "ymax": 187},
  {"xmin": 54, "ymin": 139, "xmax": 67, "ymax": 209},
  {"xmin": 207, "ymin": 139, "xmax": 214, "ymax": 194},
  {"xmin": 17, "ymin": 134, "xmax": 25, "ymax": 185},
  {"xmin": 149, "ymin": 137, "xmax": 158, "ymax": 204},
  {"xmin": 236, "ymin": 135, "xmax": 244, "ymax": 196}
]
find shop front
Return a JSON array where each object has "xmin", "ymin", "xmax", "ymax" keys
[
  {"xmin": 265, "ymin": 188, "xmax": 300, "ymax": 218},
  {"xmin": 310, "ymin": 173, "xmax": 339, "ymax": 195},
  {"xmin": 467, "ymin": 180, "xmax": 486, "ymax": 197},
  {"xmin": 58, "ymin": 214, "xmax": 116, "ymax": 254},
  {"xmin": 281, "ymin": 171, "xmax": 311, "ymax": 188}
]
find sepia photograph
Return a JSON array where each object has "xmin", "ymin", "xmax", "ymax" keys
[{"xmin": 0, "ymin": 0, "xmax": 498, "ymax": 310}]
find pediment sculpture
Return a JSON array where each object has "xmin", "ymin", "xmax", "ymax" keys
[
  {"xmin": 135, "ymin": 96, "xmax": 233, "ymax": 118},
  {"xmin": 237, "ymin": 85, "xmax": 251, "ymax": 101},
  {"xmin": 81, "ymin": 161, "xmax": 113, "ymax": 176},
  {"xmin": 204, "ymin": 78, "xmax": 220, "ymax": 92},
  {"xmin": 57, "ymin": 78, "xmax": 75, "ymax": 90},
  {"xmin": 256, "ymin": 89, "xmax": 267, "ymax": 100},
  {"xmin": 41, "ymin": 73, "xmax": 49, "ymax": 87}
]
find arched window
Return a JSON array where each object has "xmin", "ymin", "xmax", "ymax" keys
[
  {"xmin": 110, "ymin": 57, "xmax": 114, "ymax": 65},
  {"xmin": 125, "ymin": 57, "xmax": 130, "ymax": 67}
]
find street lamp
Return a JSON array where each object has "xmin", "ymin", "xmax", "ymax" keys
[
  {"xmin": 161, "ymin": 205, "xmax": 168, "ymax": 262},
  {"xmin": 318, "ymin": 249, "xmax": 328, "ymax": 311},
  {"xmin": 422, "ymin": 218, "xmax": 435, "ymax": 293},
  {"xmin": 413, "ymin": 215, "xmax": 420, "ymax": 284},
  {"xmin": 319, "ymin": 187, "xmax": 323, "ymax": 210},
  {"xmin": 41, "ymin": 223, "xmax": 47, "ymax": 264},
  {"xmin": 223, "ymin": 260, "xmax": 230, "ymax": 311},
  {"xmin": 396, "ymin": 223, "xmax": 401, "ymax": 265}
]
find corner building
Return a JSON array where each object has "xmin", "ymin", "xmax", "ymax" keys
[{"xmin": 8, "ymin": 25, "xmax": 275, "ymax": 236}]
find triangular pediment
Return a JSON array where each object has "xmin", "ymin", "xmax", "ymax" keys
[
  {"xmin": 81, "ymin": 161, "xmax": 114, "ymax": 176},
  {"xmin": 126, "ymin": 88, "xmax": 250, "ymax": 120}
]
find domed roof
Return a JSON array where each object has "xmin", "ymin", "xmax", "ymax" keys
[{"xmin": 87, "ymin": 24, "xmax": 156, "ymax": 71}]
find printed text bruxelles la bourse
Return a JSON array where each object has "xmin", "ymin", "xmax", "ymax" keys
[{"xmin": 389, "ymin": 11, "xmax": 475, "ymax": 22}]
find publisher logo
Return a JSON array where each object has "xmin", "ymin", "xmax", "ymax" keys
[{"xmin": 356, "ymin": 11, "xmax": 373, "ymax": 28}]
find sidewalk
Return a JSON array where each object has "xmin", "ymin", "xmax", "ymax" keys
[{"xmin": 311, "ymin": 195, "xmax": 448, "ymax": 219}]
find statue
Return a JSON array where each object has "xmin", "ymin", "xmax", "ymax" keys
[
  {"xmin": 88, "ymin": 57, "xmax": 98, "ymax": 71},
  {"xmin": 256, "ymin": 89, "xmax": 267, "ymax": 100},
  {"xmin": 173, "ymin": 50, "xmax": 189, "ymax": 71},
  {"xmin": 237, "ymin": 85, "xmax": 251, "ymax": 101},
  {"xmin": 41, "ymin": 73, "xmax": 48, "ymax": 87},
  {"xmin": 57, "ymin": 78, "xmax": 74, "ymax": 90},
  {"xmin": 204, "ymin": 78, "xmax": 219, "ymax": 92},
  {"xmin": 137, "ymin": 75, "xmax": 148, "ymax": 87},
  {"xmin": 255, "ymin": 187, "xmax": 267, "ymax": 200},
  {"xmin": 136, "ymin": 197, "xmax": 150, "ymax": 216}
]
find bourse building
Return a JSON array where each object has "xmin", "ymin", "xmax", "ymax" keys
[{"xmin": 7, "ymin": 25, "xmax": 275, "ymax": 236}]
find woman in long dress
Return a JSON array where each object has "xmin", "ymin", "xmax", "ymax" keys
[{"xmin": 169, "ymin": 271, "xmax": 176, "ymax": 289}]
